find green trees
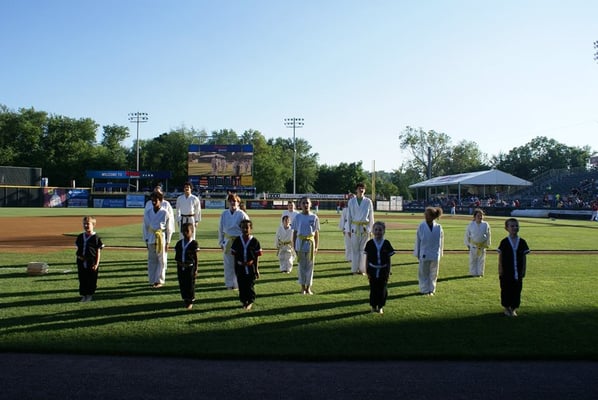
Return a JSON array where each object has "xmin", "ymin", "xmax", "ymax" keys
[
  {"xmin": 491, "ymin": 136, "xmax": 591, "ymax": 180},
  {"xmin": 0, "ymin": 104, "xmax": 592, "ymax": 196}
]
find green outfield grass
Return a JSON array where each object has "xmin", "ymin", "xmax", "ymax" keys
[{"xmin": 1, "ymin": 208, "xmax": 597, "ymax": 360}]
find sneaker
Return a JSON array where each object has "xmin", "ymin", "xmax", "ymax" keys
[
  {"xmin": 378, "ymin": 307, "xmax": 384, "ymax": 314},
  {"xmin": 86, "ymin": 295, "xmax": 93, "ymax": 302},
  {"xmin": 503, "ymin": 308, "xmax": 512, "ymax": 316},
  {"xmin": 306, "ymin": 289, "xmax": 314, "ymax": 295},
  {"xmin": 80, "ymin": 296, "xmax": 87, "ymax": 302},
  {"xmin": 511, "ymin": 309, "xmax": 518, "ymax": 317},
  {"xmin": 185, "ymin": 303, "xmax": 193, "ymax": 310},
  {"xmin": 245, "ymin": 303, "xmax": 253, "ymax": 311}
]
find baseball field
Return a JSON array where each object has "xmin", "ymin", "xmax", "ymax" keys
[{"xmin": 1, "ymin": 207, "xmax": 597, "ymax": 360}]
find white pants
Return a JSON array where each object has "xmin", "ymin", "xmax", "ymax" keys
[
  {"xmin": 343, "ymin": 233, "xmax": 352, "ymax": 261},
  {"xmin": 350, "ymin": 232, "xmax": 367, "ymax": 274},
  {"xmin": 418, "ymin": 259, "xmax": 439, "ymax": 294},
  {"xmin": 278, "ymin": 246, "xmax": 295, "ymax": 272},
  {"xmin": 147, "ymin": 245, "xmax": 167, "ymax": 285},
  {"xmin": 468, "ymin": 247, "xmax": 486, "ymax": 276},
  {"xmin": 222, "ymin": 251, "xmax": 238, "ymax": 289},
  {"xmin": 297, "ymin": 251, "xmax": 314, "ymax": 287}
]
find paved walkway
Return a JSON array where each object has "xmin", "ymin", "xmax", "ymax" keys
[{"xmin": 1, "ymin": 353, "xmax": 596, "ymax": 400}]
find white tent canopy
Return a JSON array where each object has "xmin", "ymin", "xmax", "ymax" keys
[
  {"xmin": 409, "ymin": 169, "xmax": 532, "ymax": 189},
  {"xmin": 409, "ymin": 169, "xmax": 532, "ymax": 202}
]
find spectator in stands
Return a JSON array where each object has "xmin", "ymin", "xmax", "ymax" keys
[{"xmin": 591, "ymin": 200, "xmax": 598, "ymax": 222}]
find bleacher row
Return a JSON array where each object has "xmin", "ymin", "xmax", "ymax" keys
[{"xmin": 515, "ymin": 169, "xmax": 598, "ymax": 208}]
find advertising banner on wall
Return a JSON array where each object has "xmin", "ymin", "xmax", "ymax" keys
[
  {"xmin": 67, "ymin": 189, "xmax": 90, "ymax": 208},
  {"xmin": 43, "ymin": 188, "xmax": 67, "ymax": 207},
  {"xmin": 93, "ymin": 198, "xmax": 126, "ymax": 208},
  {"xmin": 126, "ymin": 194, "xmax": 146, "ymax": 208}
]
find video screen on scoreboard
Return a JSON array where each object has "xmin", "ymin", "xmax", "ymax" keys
[{"xmin": 188, "ymin": 144, "xmax": 253, "ymax": 177}]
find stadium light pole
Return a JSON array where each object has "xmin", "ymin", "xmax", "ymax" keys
[
  {"xmin": 284, "ymin": 117, "xmax": 304, "ymax": 195},
  {"xmin": 128, "ymin": 112, "xmax": 149, "ymax": 191}
]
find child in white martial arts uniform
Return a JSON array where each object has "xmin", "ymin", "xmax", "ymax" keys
[
  {"xmin": 464, "ymin": 208, "xmax": 491, "ymax": 277},
  {"xmin": 218, "ymin": 193, "xmax": 249, "ymax": 290},
  {"xmin": 143, "ymin": 191, "xmax": 175, "ymax": 288},
  {"xmin": 345, "ymin": 183, "xmax": 374, "ymax": 275},
  {"xmin": 413, "ymin": 206, "xmax": 444, "ymax": 296},
  {"xmin": 292, "ymin": 197, "xmax": 320, "ymax": 295},
  {"xmin": 275, "ymin": 215, "xmax": 295, "ymax": 273}
]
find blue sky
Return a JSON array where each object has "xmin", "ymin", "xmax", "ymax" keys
[{"xmin": 2, "ymin": 0, "xmax": 597, "ymax": 172}]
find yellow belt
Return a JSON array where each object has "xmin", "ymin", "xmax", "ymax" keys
[
  {"xmin": 298, "ymin": 234, "xmax": 315, "ymax": 262},
  {"xmin": 471, "ymin": 241, "xmax": 488, "ymax": 257},
  {"xmin": 352, "ymin": 220, "xmax": 370, "ymax": 236},
  {"xmin": 277, "ymin": 240, "xmax": 293, "ymax": 256},
  {"xmin": 224, "ymin": 233, "xmax": 238, "ymax": 253},
  {"xmin": 153, "ymin": 229, "xmax": 164, "ymax": 254}
]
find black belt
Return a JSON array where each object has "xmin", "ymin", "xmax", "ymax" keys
[{"xmin": 181, "ymin": 214, "xmax": 194, "ymax": 217}]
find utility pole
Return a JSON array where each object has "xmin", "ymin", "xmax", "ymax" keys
[
  {"xmin": 284, "ymin": 117, "xmax": 304, "ymax": 195},
  {"xmin": 128, "ymin": 112, "xmax": 149, "ymax": 191}
]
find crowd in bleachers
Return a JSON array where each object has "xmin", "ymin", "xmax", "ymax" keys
[{"xmin": 531, "ymin": 178, "xmax": 597, "ymax": 209}]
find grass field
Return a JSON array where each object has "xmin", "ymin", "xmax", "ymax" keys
[{"xmin": 1, "ymin": 208, "xmax": 597, "ymax": 360}]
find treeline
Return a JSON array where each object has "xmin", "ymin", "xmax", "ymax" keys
[{"xmin": 1, "ymin": 105, "xmax": 593, "ymax": 200}]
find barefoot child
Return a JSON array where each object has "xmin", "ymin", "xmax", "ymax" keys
[
  {"xmin": 364, "ymin": 221, "xmax": 396, "ymax": 314},
  {"xmin": 231, "ymin": 219, "xmax": 263, "ymax": 310},
  {"xmin": 275, "ymin": 215, "xmax": 295, "ymax": 273},
  {"xmin": 497, "ymin": 218, "xmax": 530, "ymax": 317},
  {"xmin": 75, "ymin": 216, "xmax": 104, "ymax": 302},
  {"xmin": 175, "ymin": 222, "xmax": 200, "ymax": 310},
  {"xmin": 292, "ymin": 196, "xmax": 320, "ymax": 295}
]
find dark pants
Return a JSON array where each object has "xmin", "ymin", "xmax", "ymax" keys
[
  {"xmin": 77, "ymin": 262, "xmax": 98, "ymax": 296},
  {"xmin": 235, "ymin": 265, "xmax": 256, "ymax": 306},
  {"xmin": 500, "ymin": 277, "xmax": 523, "ymax": 309},
  {"xmin": 367, "ymin": 266, "xmax": 389, "ymax": 308},
  {"xmin": 177, "ymin": 263, "xmax": 197, "ymax": 305}
]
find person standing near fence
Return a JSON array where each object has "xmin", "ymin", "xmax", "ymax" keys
[
  {"xmin": 464, "ymin": 208, "xmax": 491, "ymax": 277},
  {"xmin": 218, "ymin": 193, "xmax": 250, "ymax": 290},
  {"xmin": 176, "ymin": 181, "xmax": 201, "ymax": 240},
  {"xmin": 346, "ymin": 183, "xmax": 374, "ymax": 275},
  {"xmin": 75, "ymin": 216, "xmax": 104, "ymax": 302},
  {"xmin": 143, "ymin": 190, "xmax": 175, "ymax": 288}
]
